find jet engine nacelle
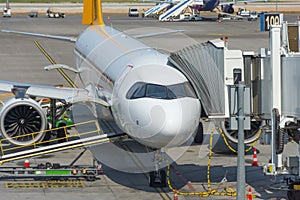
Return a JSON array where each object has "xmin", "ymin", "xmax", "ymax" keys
[
  {"xmin": 222, "ymin": 4, "xmax": 234, "ymax": 14},
  {"xmin": 0, "ymin": 97, "xmax": 47, "ymax": 146},
  {"xmin": 221, "ymin": 120, "xmax": 262, "ymax": 144}
]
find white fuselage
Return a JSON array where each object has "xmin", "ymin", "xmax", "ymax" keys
[{"xmin": 74, "ymin": 25, "xmax": 201, "ymax": 149}]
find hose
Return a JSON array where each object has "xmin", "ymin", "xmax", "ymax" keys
[
  {"xmin": 273, "ymin": 108, "xmax": 285, "ymax": 154},
  {"xmin": 163, "ymin": 128, "xmax": 244, "ymax": 198}
]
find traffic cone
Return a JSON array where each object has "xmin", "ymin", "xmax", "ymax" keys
[
  {"xmin": 24, "ymin": 160, "xmax": 30, "ymax": 168},
  {"xmin": 252, "ymin": 148, "xmax": 258, "ymax": 166},
  {"xmin": 174, "ymin": 190, "xmax": 178, "ymax": 200},
  {"xmin": 252, "ymin": 148, "xmax": 259, "ymax": 166},
  {"xmin": 247, "ymin": 187, "xmax": 253, "ymax": 200}
]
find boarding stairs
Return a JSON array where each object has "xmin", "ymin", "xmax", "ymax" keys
[
  {"xmin": 0, "ymin": 120, "xmax": 124, "ymax": 166},
  {"xmin": 145, "ymin": 0, "xmax": 173, "ymax": 17},
  {"xmin": 159, "ymin": 0, "xmax": 202, "ymax": 21}
]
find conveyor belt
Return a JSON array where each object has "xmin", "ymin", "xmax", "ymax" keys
[{"xmin": 0, "ymin": 120, "xmax": 125, "ymax": 166}]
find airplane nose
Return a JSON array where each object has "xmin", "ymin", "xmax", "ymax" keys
[
  {"xmin": 128, "ymin": 98, "xmax": 201, "ymax": 149},
  {"xmin": 157, "ymin": 98, "xmax": 201, "ymax": 148},
  {"xmin": 112, "ymin": 61, "xmax": 201, "ymax": 149}
]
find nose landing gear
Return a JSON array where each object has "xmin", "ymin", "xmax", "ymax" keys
[
  {"xmin": 149, "ymin": 151, "xmax": 167, "ymax": 187},
  {"xmin": 149, "ymin": 169, "xmax": 166, "ymax": 187}
]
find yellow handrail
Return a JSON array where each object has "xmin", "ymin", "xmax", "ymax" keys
[{"xmin": 0, "ymin": 120, "xmax": 101, "ymax": 156}]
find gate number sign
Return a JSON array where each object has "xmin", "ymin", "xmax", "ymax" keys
[{"xmin": 260, "ymin": 13, "xmax": 282, "ymax": 32}]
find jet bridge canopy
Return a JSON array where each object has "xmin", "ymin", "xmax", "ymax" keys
[{"xmin": 168, "ymin": 41, "xmax": 225, "ymax": 117}]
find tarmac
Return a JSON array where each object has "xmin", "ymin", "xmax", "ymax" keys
[{"xmin": 0, "ymin": 9, "xmax": 300, "ymax": 200}]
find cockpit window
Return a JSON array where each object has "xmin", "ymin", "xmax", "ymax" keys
[
  {"xmin": 126, "ymin": 82, "xmax": 146, "ymax": 99},
  {"xmin": 146, "ymin": 84, "xmax": 167, "ymax": 99},
  {"xmin": 168, "ymin": 84, "xmax": 187, "ymax": 99},
  {"xmin": 126, "ymin": 82, "xmax": 196, "ymax": 100}
]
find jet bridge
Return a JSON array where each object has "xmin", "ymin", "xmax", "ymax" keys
[
  {"xmin": 169, "ymin": 40, "xmax": 227, "ymax": 117},
  {"xmin": 241, "ymin": 21, "xmax": 300, "ymax": 200},
  {"xmin": 168, "ymin": 39, "xmax": 246, "ymax": 118},
  {"xmin": 168, "ymin": 38, "xmax": 260, "ymax": 144},
  {"xmin": 242, "ymin": 22, "xmax": 300, "ymax": 176}
]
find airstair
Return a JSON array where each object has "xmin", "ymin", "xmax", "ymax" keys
[
  {"xmin": 0, "ymin": 120, "xmax": 123, "ymax": 166},
  {"xmin": 159, "ymin": 0, "xmax": 202, "ymax": 21},
  {"xmin": 145, "ymin": 0, "xmax": 172, "ymax": 17}
]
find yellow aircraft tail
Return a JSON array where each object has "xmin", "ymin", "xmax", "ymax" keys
[{"xmin": 82, "ymin": 0, "xmax": 104, "ymax": 25}]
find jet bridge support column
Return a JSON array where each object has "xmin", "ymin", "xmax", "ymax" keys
[
  {"xmin": 236, "ymin": 82, "xmax": 246, "ymax": 200},
  {"xmin": 270, "ymin": 25, "xmax": 283, "ymax": 170}
]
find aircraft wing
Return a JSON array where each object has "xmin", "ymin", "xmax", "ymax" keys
[
  {"xmin": 1, "ymin": 30, "xmax": 76, "ymax": 42},
  {"xmin": 0, "ymin": 80, "xmax": 109, "ymax": 106},
  {"xmin": 2, "ymin": 29, "xmax": 183, "ymax": 42}
]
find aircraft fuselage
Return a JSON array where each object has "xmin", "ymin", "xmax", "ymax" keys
[{"xmin": 74, "ymin": 25, "xmax": 201, "ymax": 149}]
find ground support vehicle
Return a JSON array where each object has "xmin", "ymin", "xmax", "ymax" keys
[
  {"xmin": 237, "ymin": 8, "xmax": 258, "ymax": 21},
  {"xmin": 46, "ymin": 8, "xmax": 65, "ymax": 18},
  {"xmin": 172, "ymin": 13, "xmax": 202, "ymax": 21},
  {"xmin": 128, "ymin": 8, "xmax": 139, "ymax": 17},
  {"xmin": 28, "ymin": 11, "xmax": 38, "ymax": 18},
  {"xmin": 2, "ymin": 7, "xmax": 11, "ymax": 17}
]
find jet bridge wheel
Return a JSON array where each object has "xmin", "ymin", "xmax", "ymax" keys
[
  {"xmin": 194, "ymin": 122, "xmax": 203, "ymax": 144},
  {"xmin": 221, "ymin": 120, "xmax": 261, "ymax": 144}
]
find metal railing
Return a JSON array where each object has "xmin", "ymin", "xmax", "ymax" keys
[{"xmin": 0, "ymin": 120, "xmax": 108, "ymax": 165}]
